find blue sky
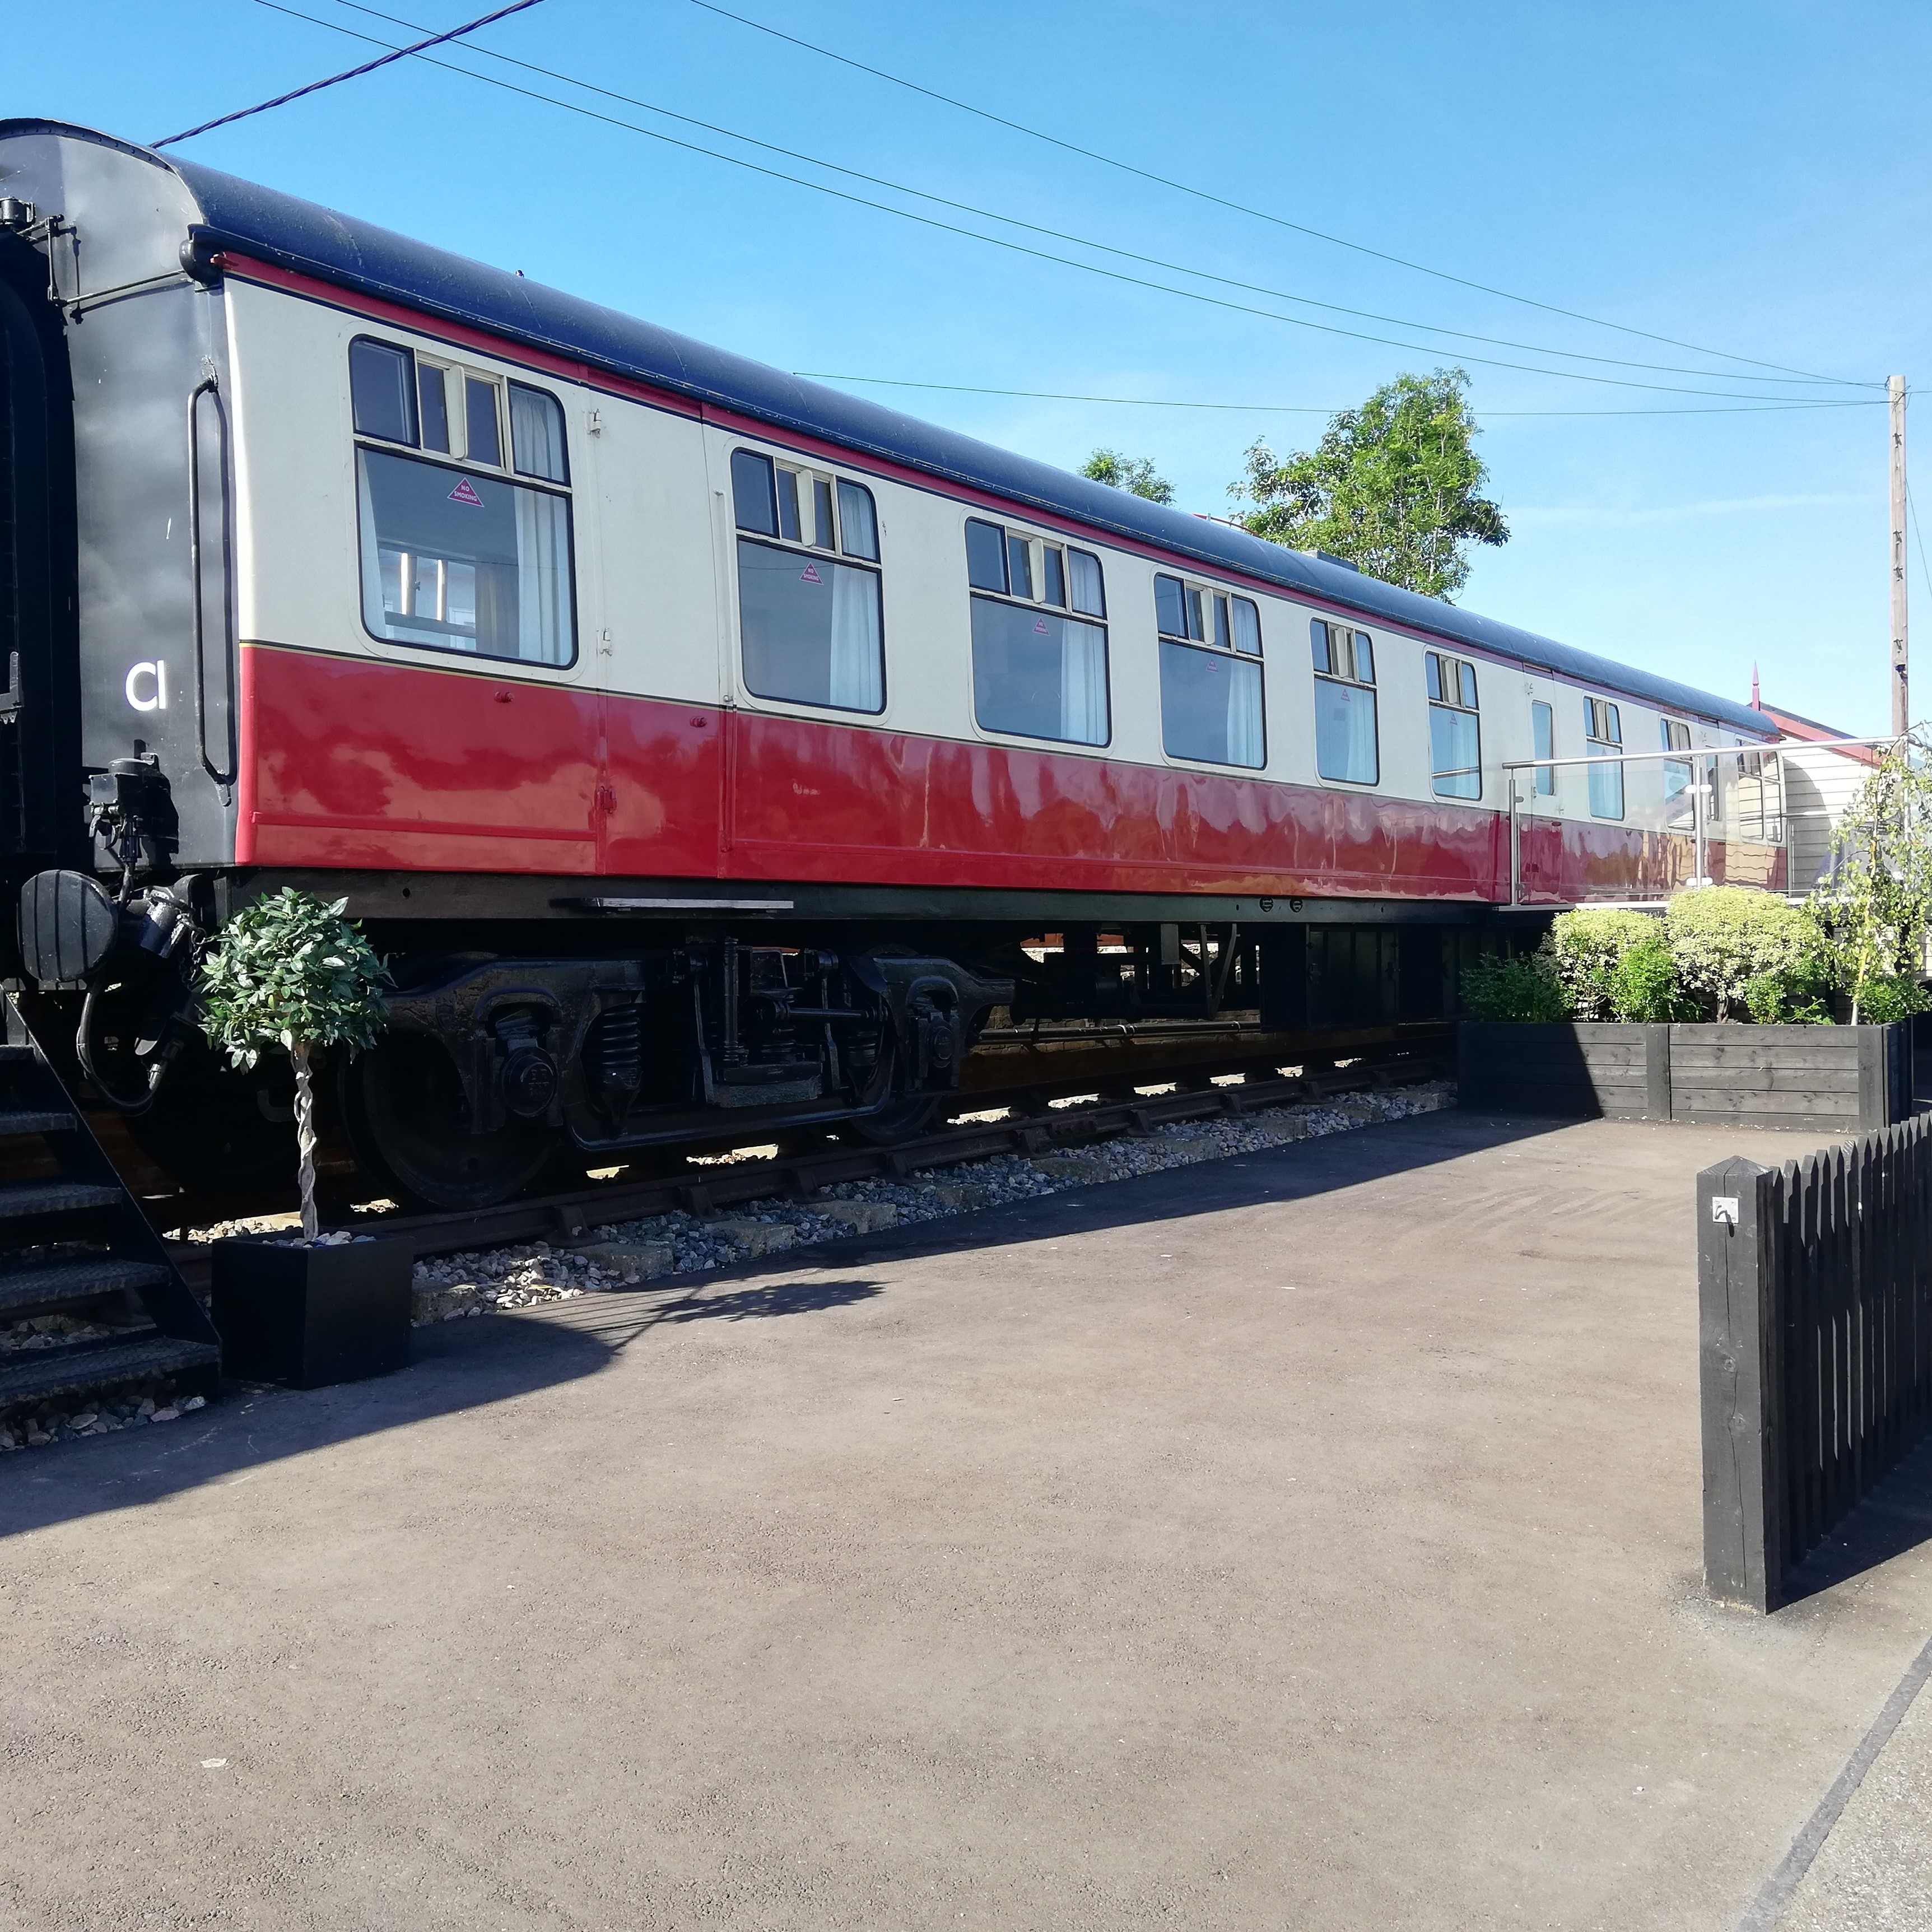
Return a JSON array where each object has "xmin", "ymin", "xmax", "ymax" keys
[{"xmin": 11, "ymin": 0, "xmax": 1929, "ymax": 734}]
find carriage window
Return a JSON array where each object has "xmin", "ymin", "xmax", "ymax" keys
[
  {"xmin": 733, "ymin": 449, "xmax": 779, "ymax": 535},
  {"xmin": 732, "ymin": 448, "xmax": 883, "ymax": 713},
  {"xmin": 1312, "ymin": 619, "xmax": 1377, "ymax": 784},
  {"xmin": 510, "ymin": 384, "xmax": 569, "ymax": 483},
  {"xmin": 1156, "ymin": 575, "xmax": 1264, "ymax": 768},
  {"xmin": 967, "ymin": 519, "xmax": 1109, "ymax": 746},
  {"xmin": 1531, "ymin": 699, "xmax": 1556, "ymax": 797},
  {"xmin": 464, "ymin": 376, "xmax": 502, "ymax": 468},
  {"xmin": 351, "ymin": 340, "xmax": 575, "ymax": 666},
  {"xmin": 1586, "ymin": 697, "xmax": 1624, "ymax": 820},
  {"xmin": 1426, "ymin": 650, "xmax": 1480, "ymax": 800},
  {"xmin": 350, "ymin": 339, "xmax": 416, "ymax": 444},
  {"xmin": 417, "ymin": 362, "xmax": 450, "ymax": 453},
  {"xmin": 839, "ymin": 481, "xmax": 879, "ymax": 561}
]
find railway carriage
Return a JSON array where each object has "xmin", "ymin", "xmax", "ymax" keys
[{"xmin": 0, "ymin": 120, "xmax": 1782, "ymax": 1207}]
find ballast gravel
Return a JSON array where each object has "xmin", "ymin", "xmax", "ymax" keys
[{"xmin": 406, "ymin": 1081, "xmax": 1454, "ymax": 1324}]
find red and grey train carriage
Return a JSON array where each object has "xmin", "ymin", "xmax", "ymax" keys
[{"xmin": 0, "ymin": 120, "xmax": 1782, "ymax": 1207}]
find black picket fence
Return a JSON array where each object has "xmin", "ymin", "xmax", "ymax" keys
[{"xmin": 1698, "ymin": 1116, "xmax": 1932, "ymax": 1611}]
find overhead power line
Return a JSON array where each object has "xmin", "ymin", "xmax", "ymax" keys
[
  {"xmin": 332, "ymin": 0, "xmax": 1854, "ymax": 392},
  {"xmin": 792, "ymin": 373, "xmax": 1891, "ymax": 420},
  {"xmin": 246, "ymin": 2, "xmax": 1861, "ymax": 403},
  {"xmin": 687, "ymin": 0, "xmax": 1873, "ymax": 392},
  {"xmin": 152, "ymin": 0, "xmax": 546, "ymax": 147}
]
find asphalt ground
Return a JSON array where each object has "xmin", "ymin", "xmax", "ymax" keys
[{"xmin": 5, "ymin": 1110, "xmax": 1932, "ymax": 1930}]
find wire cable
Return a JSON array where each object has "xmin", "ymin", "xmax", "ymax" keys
[
  {"xmin": 330, "ymin": 0, "xmax": 1856, "ymax": 393},
  {"xmin": 246, "ymin": 2, "xmax": 1869, "ymax": 402},
  {"xmin": 687, "ymin": 0, "xmax": 1874, "ymax": 392},
  {"xmin": 152, "ymin": 0, "xmax": 547, "ymax": 147},
  {"xmin": 791, "ymin": 373, "xmax": 1887, "ymax": 418}
]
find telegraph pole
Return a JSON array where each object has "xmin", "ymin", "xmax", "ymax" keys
[{"xmin": 1892, "ymin": 374, "xmax": 1909, "ymax": 735}]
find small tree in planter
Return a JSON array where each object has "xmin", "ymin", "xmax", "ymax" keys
[{"xmin": 197, "ymin": 888, "xmax": 391, "ymax": 1241}]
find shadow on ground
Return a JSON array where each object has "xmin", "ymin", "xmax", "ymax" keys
[
  {"xmin": 1782, "ymin": 1433, "xmax": 1932, "ymax": 1605},
  {"xmin": 2, "ymin": 1108, "xmax": 1716, "ymax": 1545}
]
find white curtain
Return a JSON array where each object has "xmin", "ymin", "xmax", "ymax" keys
[
  {"xmin": 1059, "ymin": 618, "xmax": 1109, "ymax": 743},
  {"xmin": 1225, "ymin": 657, "xmax": 1265, "ymax": 767},
  {"xmin": 509, "ymin": 385, "xmax": 567, "ymax": 481},
  {"xmin": 1067, "ymin": 549, "xmax": 1105, "ymax": 618},
  {"xmin": 1316, "ymin": 681, "xmax": 1377, "ymax": 784},
  {"xmin": 356, "ymin": 452, "xmax": 395, "ymax": 637},
  {"xmin": 515, "ymin": 487, "xmax": 572, "ymax": 664},
  {"xmin": 828, "ymin": 562, "xmax": 883, "ymax": 711}
]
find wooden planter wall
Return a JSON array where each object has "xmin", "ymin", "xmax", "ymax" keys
[{"xmin": 1458, "ymin": 1022, "xmax": 1911, "ymax": 1133}]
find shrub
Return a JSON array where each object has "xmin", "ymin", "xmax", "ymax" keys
[
  {"xmin": 1845, "ymin": 974, "xmax": 1929, "ymax": 1026},
  {"xmin": 1547, "ymin": 907, "xmax": 1663, "ymax": 1019},
  {"xmin": 1460, "ymin": 953, "xmax": 1568, "ymax": 1022},
  {"xmin": 1665, "ymin": 887, "xmax": 1821, "ymax": 1022},
  {"xmin": 1605, "ymin": 933, "xmax": 1693, "ymax": 1022}
]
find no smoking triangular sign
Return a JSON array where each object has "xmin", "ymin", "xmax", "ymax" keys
[{"xmin": 448, "ymin": 478, "xmax": 485, "ymax": 506}]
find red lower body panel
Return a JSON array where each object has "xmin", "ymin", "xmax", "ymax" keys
[{"xmin": 238, "ymin": 645, "xmax": 1780, "ymax": 902}]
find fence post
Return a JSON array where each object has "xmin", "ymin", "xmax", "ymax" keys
[{"xmin": 1700, "ymin": 1156, "xmax": 1785, "ymax": 1611}]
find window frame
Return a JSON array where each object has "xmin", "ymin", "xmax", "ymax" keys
[
  {"xmin": 1424, "ymin": 650, "xmax": 1482, "ymax": 800},
  {"xmin": 728, "ymin": 445, "xmax": 887, "ymax": 716},
  {"xmin": 1152, "ymin": 572, "xmax": 1266, "ymax": 770},
  {"xmin": 348, "ymin": 334, "xmax": 578, "ymax": 669},
  {"xmin": 1310, "ymin": 617, "xmax": 1379, "ymax": 786},
  {"xmin": 963, "ymin": 515, "xmax": 1111, "ymax": 749}
]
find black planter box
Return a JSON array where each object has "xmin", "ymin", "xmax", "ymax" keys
[
  {"xmin": 1458, "ymin": 1021, "xmax": 1912, "ymax": 1133},
  {"xmin": 211, "ymin": 1236, "xmax": 413, "ymax": 1389}
]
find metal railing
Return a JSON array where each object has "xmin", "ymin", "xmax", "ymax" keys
[{"xmin": 1496, "ymin": 733, "xmax": 1906, "ymax": 909}]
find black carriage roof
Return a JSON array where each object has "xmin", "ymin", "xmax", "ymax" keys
[{"xmin": 11, "ymin": 119, "xmax": 1771, "ymax": 737}]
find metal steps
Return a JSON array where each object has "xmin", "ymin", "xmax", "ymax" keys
[
  {"xmin": 0, "ymin": 1179, "xmax": 125, "ymax": 1219},
  {"xmin": 0, "ymin": 1332, "xmax": 220, "ymax": 1408},
  {"xmin": 0, "ymin": 1255, "xmax": 173, "ymax": 1316},
  {"xmin": 0, "ymin": 998, "xmax": 220, "ymax": 1431}
]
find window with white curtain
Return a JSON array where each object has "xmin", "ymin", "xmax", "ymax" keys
[
  {"xmin": 730, "ymin": 449, "xmax": 884, "ymax": 713},
  {"xmin": 350, "ymin": 337, "xmax": 575, "ymax": 665},
  {"xmin": 1154, "ymin": 573, "xmax": 1264, "ymax": 769},
  {"xmin": 1311, "ymin": 618, "xmax": 1377, "ymax": 784},
  {"xmin": 965, "ymin": 517, "xmax": 1110, "ymax": 746},
  {"xmin": 1426, "ymin": 650, "xmax": 1481, "ymax": 800}
]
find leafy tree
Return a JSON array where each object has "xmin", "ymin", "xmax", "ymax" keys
[
  {"xmin": 198, "ymin": 889, "xmax": 392, "ymax": 1241},
  {"xmin": 1808, "ymin": 744, "xmax": 1932, "ymax": 1023},
  {"xmin": 1229, "ymin": 367, "xmax": 1507, "ymax": 599},
  {"xmin": 1081, "ymin": 449, "xmax": 1174, "ymax": 504}
]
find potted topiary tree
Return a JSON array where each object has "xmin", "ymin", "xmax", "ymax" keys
[{"xmin": 198, "ymin": 889, "xmax": 412, "ymax": 1388}]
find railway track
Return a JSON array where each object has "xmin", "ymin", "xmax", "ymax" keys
[{"xmin": 164, "ymin": 1027, "xmax": 1453, "ymax": 1286}]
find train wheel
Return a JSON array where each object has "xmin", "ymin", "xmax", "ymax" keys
[{"xmin": 340, "ymin": 1035, "xmax": 556, "ymax": 1212}]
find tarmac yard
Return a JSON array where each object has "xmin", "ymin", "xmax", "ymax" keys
[{"xmin": 6, "ymin": 1110, "xmax": 1932, "ymax": 1930}]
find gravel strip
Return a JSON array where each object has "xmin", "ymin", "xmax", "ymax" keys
[{"xmin": 407, "ymin": 1080, "xmax": 1455, "ymax": 1320}]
